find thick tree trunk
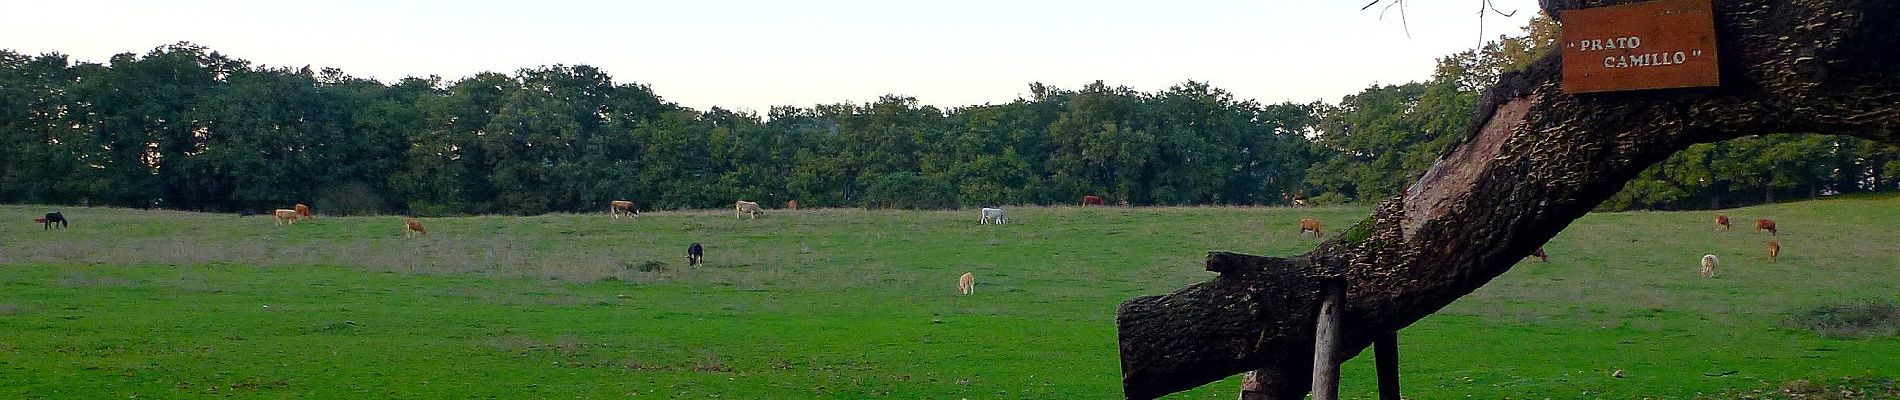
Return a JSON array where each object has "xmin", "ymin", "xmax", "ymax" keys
[{"xmin": 1117, "ymin": 1, "xmax": 1900, "ymax": 399}]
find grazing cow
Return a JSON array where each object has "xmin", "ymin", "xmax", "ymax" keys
[
  {"xmin": 1530, "ymin": 247, "xmax": 1549, "ymax": 262},
  {"xmin": 958, "ymin": 272, "xmax": 975, "ymax": 295},
  {"xmin": 1081, "ymin": 195, "xmax": 1104, "ymax": 206},
  {"xmin": 272, "ymin": 209, "xmax": 303, "ymax": 226},
  {"xmin": 294, "ymin": 203, "xmax": 312, "ymax": 219},
  {"xmin": 787, "ymin": 199, "xmax": 799, "ymax": 211},
  {"xmin": 1756, "ymin": 218, "xmax": 1778, "ymax": 235},
  {"xmin": 1700, "ymin": 254, "xmax": 1719, "ymax": 278},
  {"xmin": 1714, "ymin": 213, "xmax": 1730, "ymax": 231},
  {"xmin": 402, "ymin": 218, "xmax": 427, "ymax": 237},
  {"xmin": 609, "ymin": 200, "xmax": 637, "ymax": 219},
  {"xmin": 1767, "ymin": 240, "xmax": 1781, "ymax": 262},
  {"xmin": 735, "ymin": 201, "xmax": 763, "ymax": 219},
  {"xmin": 979, "ymin": 207, "xmax": 1008, "ymax": 224},
  {"xmin": 1298, "ymin": 219, "xmax": 1323, "ymax": 238},
  {"xmin": 39, "ymin": 212, "xmax": 67, "ymax": 230},
  {"xmin": 687, "ymin": 243, "xmax": 704, "ymax": 267},
  {"xmin": 1284, "ymin": 192, "xmax": 1312, "ymax": 208}
]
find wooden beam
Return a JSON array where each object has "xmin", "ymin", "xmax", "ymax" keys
[
  {"xmin": 1375, "ymin": 332, "xmax": 1400, "ymax": 400},
  {"xmin": 1311, "ymin": 280, "xmax": 1345, "ymax": 400},
  {"xmin": 1237, "ymin": 370, "xmax": 1271, "ymax": 400}
]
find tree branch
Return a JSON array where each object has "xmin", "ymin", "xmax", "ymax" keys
[{"xmin": 1118, "ymin": 1, "xmax": 1900, "ymax": 398}]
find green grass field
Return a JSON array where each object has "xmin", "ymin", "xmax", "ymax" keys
[{"xmin": 3, "ymin": 197, "xmax": 1898, "ymax": 399}]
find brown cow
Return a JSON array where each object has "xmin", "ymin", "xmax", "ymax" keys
[
  {"xmin": 609, "ymin": 200, "xmax": 637, "ymax": 219},
  {"xmin": 787, "ymin": 199, "xmax": 799, "ymax": 211},
  {"xmin": 958, "ymin": 272, "xmax": 975, "ymax": 295},
  {"xmin": 403, "ymin": 218, "xmax": 427, "ymax": 237},
  {"xmin": 1298, "ymin": 219, "xmax": 1323, "ymax": 238},
  {"xmin": 272, "ymin": 209, "xmax": 303, "ymax": 226},
  {"xmin": 1714, "ymin": 213, "xmax": 1730, "ymax": 231},
  {"xmin": 1756, "ymin": 218, "xmax": 1778, "ymax": 235},
  {"xmin": 1767, "ymin": 240, "xmax": 1780, "ymax": 262},
  {"xmin": 294, "ymin": 203, "xmax": 312, "ymax": 219},
  {"xmin": 1082, "ymin": 195, "xmax": 1104, "ymax": 206},
  {"xmin": 1530, "ymin": 247, "xmax": 1549, "ymax": 262}
]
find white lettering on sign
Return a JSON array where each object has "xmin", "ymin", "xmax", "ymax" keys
[
  {"xmin": 1576, "ymin": 36, "xmax": 1641, "ymax": 51},
  {"xmin": 1603, "ymin": 51, "xmax": 1691, "ymax": 68}
]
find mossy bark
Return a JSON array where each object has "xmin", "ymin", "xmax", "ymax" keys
[{"xmin": 1117, "ymin": 1, "xmax": 1900, "ymax": 399}]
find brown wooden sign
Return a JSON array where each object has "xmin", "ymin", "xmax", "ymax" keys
[{"xmin": 1561, "ymin": 0, "xmax": 1720, "ymax": 93}]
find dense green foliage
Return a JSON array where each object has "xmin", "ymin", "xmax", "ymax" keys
[
  {"xmin": 3, "ymin": 20, "xmax": 1897, "ymax": 214},
  {"xmin": 3, "ymin": 196, "xmax": 1898, "ymax": 398}
]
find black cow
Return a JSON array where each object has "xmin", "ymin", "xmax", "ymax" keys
[
  {"xmin": 687, "ymin": 242, "xmax": 704, "ymax": 267},
  {"xmin": 41, "ymin": 212, "xmax": 67, "ymax": 230}
]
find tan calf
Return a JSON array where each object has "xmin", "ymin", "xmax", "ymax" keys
[
  {"xmin": 273, "ymin": 209, "xmax": 303, "ymax": 226},
  {"xmin": 1299, "ymin": 219, "xmax": 1323, "ymax": 238},
  {"xmin": 958, "ymin": 272, "xmax": 975, "ymax": 295}
]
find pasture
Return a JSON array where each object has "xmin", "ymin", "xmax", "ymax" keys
[{"xmin": 2, "ymin": 197, "xmax": 1898, "ymax": 398}]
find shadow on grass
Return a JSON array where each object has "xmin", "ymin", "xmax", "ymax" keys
[{"xmin": 1781, "ymin": 299, "xmax": 1900, "ymax": 339}]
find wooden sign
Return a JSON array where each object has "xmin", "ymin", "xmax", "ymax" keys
[{"xmin": 1561, "ymin": 0, "xmax": 1720, "ymax": 93}]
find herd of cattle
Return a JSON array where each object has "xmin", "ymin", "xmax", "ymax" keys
[
  {"xmin": 24, "ymin": 196, "xmax": 1788, "ymax": 288},
  {"xmin": 1283, "ymin": 211, "xmax": 1784, "ymax": 278},
  {"xmin": 1699, "ymin": 212, "xmax": 1783, "ymax": 277}
]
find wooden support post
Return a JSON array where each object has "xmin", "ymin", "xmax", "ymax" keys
[
  {"xmin": 1236, "ymin": 370, "xmax": 1272, "ymax": 400},
  {"xmin": 1375, "ymin": 332, "xmax": 1400, "ymax": 400},
  {"xmin": 1310, "ymin": 280, "xmax": 1345, "ymax": 400}
]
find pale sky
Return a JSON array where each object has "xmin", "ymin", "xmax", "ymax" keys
[{"xmin": 4, "ymin": 0, "xmax": 1541, "ymax": 113}]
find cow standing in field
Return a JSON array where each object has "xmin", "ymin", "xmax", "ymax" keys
[
  {"xmin": 609, "ymin": 200, "xmax": 637, "ymax": 219},
  {"xmin": 1700, "ymin": 254, "xmax": 1719, "ymax": 278},
  {"xmin": 958, "ymin": 272, "xmax": 975, "ymax": 295},
  {"xmin": 1298, "ymin": 219, "xmax": 1323, "ymax": 238},
  {"xmin": 1714, "ymin": 213, "xmax": 1730, "ymax": 231},
  {"xmin": 1284, "ymin": 192, "xmax": 1312, "ymax": 208},
  {"xmin": 403, "ymin": 218, "xmax": 427, "ymax": 237},
  {"xmin": 1756, "ymin": 218, "xmax": 1778, "ymax": 235},
  {"xmin": 735, "ymin": 201, "xmax": 763, "ymax": 219},
  {"xmin": 1530, "ymin": 247, "xmax": 1549, "ymax": 262},
  {"xmin": 37, "ymin": 212, "xmax": 67, "ymax": 230},
  {"xmin": 272, "ymin": 209, "xmax": 303, "ymax": 226},
  {"xmin": 1767, "ymin": 240, "xmax": 1781, "ymax": 262},
  {"xmin": 787, "ymin": 199, "xmax": 799, "ymax": 211},
  {"xmin": 294, "ymin": 203, "xmax": 312, "ymax": 219},
  {"xmin": 1082, "ymin": 195, "xmax": 1104, "ymax": 206},
  {"xmin": 687, "ymin": 243, "xmax": 704, "ymax": 267},
  {"xmin": 979, "ymin": 207, "xmax": 1008, "ymax": 224}
]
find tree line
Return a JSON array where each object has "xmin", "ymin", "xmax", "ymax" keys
[{"xmin": 3, "ymin": 20, "xmax": 1896, "ymax": 215}]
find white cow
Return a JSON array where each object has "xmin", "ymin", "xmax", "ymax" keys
[
  {"xmin": 735, "ymin": 200, "xmax": 763, "ymax": 219},
  {"xmin": 979, "ymin": 207, "xmax": 1007, "ymax": 224},
  {"xmin": 1700, "ymin": 254, "xmax": 1719, "ymax": 278}
]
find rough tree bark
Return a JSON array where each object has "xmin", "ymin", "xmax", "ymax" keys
[{"xmin": 1117, "ymin": 1, "xmax": 1900, "ymax": 399}]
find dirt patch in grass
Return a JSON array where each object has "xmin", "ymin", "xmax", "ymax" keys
[
  {"xmin": 1702, "ymin": 376, "xmax": 1900, "ymax": 399},
  {"xmin": 1782, "ymin": 299, "xmax": 1900, "ymax": 339}
]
